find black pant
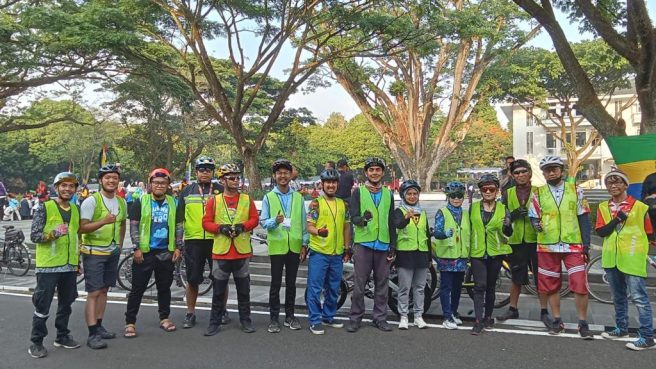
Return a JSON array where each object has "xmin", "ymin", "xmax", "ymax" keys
[
  {"xmin": 471, "ymin": 257, "xmax": 503, "ymax": 321},
  {"xmin": 210, "ymin": 259, "xmax": 251, "ymax": 325},
  {"xmin": 269, "ymin": 251, "xmax": 300, "ymax": 319},
  {"xmin": 31, "ymin": 272, "xmax": 78, "ymax": 344},
  {"xmin": 125, "ymin": 250, "xmax": 175, "ymax": 325}
]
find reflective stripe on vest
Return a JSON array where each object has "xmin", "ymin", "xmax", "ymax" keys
[
  {"xmin": 138, "ymin": 194, "xmax": 176, "ymax": 253},
  {"xmin": 507, "ymin": 186, "xmax": 537, "ymax": 244},
  {"xmin": 469, "ymin": 201, "xmax": 512, "ymax": 258},
  {"xmin": 599, "ymin": 200, "xmax": 650, "ymax": 277},
  {"xmin": 353, "ymin": 186, "xmax": 391, "ymax": 244},
  {"xmin": 212, "ymin": 193, "xmax": 252, "ymax": 255},
  {"xmin": 432, "ymin": 208, "xmax": 471, "ymax": 259},
  {"xmin": 265, "ymin": 191, "xmax": 304, "ymax": 255},
  {"xmin": 396, "ymin": 209, "xmax": 429, "ymax": 252},
  {"xmin": 309, "ymin": 196, "xmax": 346, "ymax": 255},
  {"xmin": 536, "ymin": 184, "xmax": 582, "ymax": 245},
  {"xmin": 36, "ymin": 200, "xmax": 80, "ymax": 268},
  {"xmin": 80, "ymin": 192, "xmax": 127, "ymax": 255}
]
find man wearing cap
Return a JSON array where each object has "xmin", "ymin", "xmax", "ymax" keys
[
  {"xmin": 528, "ymin": 156, "xmax": 593, "ymax": 339},
  {"xmin": 124, "ymin": 168, "xmax": 180, "ymax": 337},
  {"xmin": 497, "ymin": 159, "xmax": 552, "ymax": 327},
  {"xmin": 596, "ymin": 169, "xmax": 656, "ymax": 350},
  {"xmin": 28, "ymin": 172, "xmax": 82, "ymax": 358},
  {"xmin": 336, "ymin": 159, "xmax": 355, "ymax": 205}
]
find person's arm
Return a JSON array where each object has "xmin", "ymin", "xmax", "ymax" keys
[
  {"xmin": 502, "ymin": 207, "xmax": 513, "ymax": 237},
  {"xmin": 433, "ymin": 209, "xmax": 448, "ymax": 239},
  {"xmin": 392, "ymin": 208, "xmax": 410, "ymax": 229},
  {"xmin": 594, "ymin": 206, "xmax": 620, "ymax": 237},
  {"xmin": 576, "ymin": 187, "xmax": 591, "ymax": 247},
  {"xmin": 175, "ymin": 188, "xmax": 186, "ymax": 224},
  {"xmin": 349, "ymin": 188, "xmax": 364, "ymax": 225},
  {"xmin": 387, "ymin": 195, "xmax": 396, "ymax": 249},
  {"xmin": 644, "ymin": 213, "xmax": 655, "ymax": 242},
  {"xmin": 306, "ymin": 200, "xmax": 320, "ymax": 236},
  {"xmin": 202, "ymin": 197, "xmax": 219, "ymax": 234},
  {"xmin": 301, "ymin": 199, "xmax": 309, "ymax": 246},
  {"xmin": 30, "ymin": 203, "xmax": 57, "ymax": 243},
  {"xmin": 128, "ymin": 199, "xmax": 141, "ymax": 248},
  {"xmin": 527, "ymin": 191, "xmax": 543, "ymax": 231},
  {"xmin": 259, "ymin": 195, "xmax": 278, "ymax": 230},
  {"xmin": 78, "ymin": 197, "xmax": 115, "ymax": 234},
  {"xmin": 243, "ymin": 199, "xmax": 260, "ymax": 231}
]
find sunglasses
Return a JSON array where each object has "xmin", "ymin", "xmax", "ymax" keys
[
  {"xmin": 480, "ymin": 186, "xmax": 497, "ymax": 194},
  {"xmin": 224, "ymin": 176, "xmax": 240, "ymax": 181},
  {"xmin": 197, "ymin": 168, "xmax": 213, "ymax": 173},
  {"xmin": 512, "ymin": 169, "xmax": 529, "ymax": 175},
  {"xmin": 448, "ymin": 193, "xmax": 464, "ymax": 199}
]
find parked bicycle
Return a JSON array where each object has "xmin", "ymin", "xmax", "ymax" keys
[
  {"xmin": 0, "ymin": 225, "xmax": 31, "ymax": 276},
  {"xmin": 585, "ymin": 254, "xmax": 656, "ymax": 304}
]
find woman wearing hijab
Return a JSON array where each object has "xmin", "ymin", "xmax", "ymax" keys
[
  {"xmin": 641, "ymin": 173, "xmax": 656, "ymax": 231},
  {"xmin": 392, "ymin": 180, "xmax": 431, "ymax": 330}
]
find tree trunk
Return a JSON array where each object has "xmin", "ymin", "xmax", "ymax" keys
[
  {"xmin": 392, "ymin": 148, "xmax": 442, "ymax": 192},
  {"xmin": 241, "ymin": 147, "xmax": 262, "ymax": 192}
]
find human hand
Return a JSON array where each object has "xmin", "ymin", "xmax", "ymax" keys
[
  {"xmin": 219, "ymin": 225, "xmax": 233, "ymax": 237},
  {"xmin": 275, "ymin": 212, "xmax": 284, "ymax": 224},
  {"xmin": 133, "ymin": 249, "xmax": 144, "ymax": 264},
  {"xmin": 445, "ymin": 228, "xmax": 454, "ymax": 238},
  {"xmin": 232, "ymin": 224, "xmax": 245, "ymax": 237},
  {"xmin": 317, "ymin": 227, "xmax": 329, "ymax": 238},
  {"xmin": 172, "ymin": 249, "xmax": 181, "ymax": 263},
  {"xmin": 363, "ymin": 210, "xmax": 373, "ymax": 221},
  {"xmin": 103, "ymin": 213, "xmax": 117, "ymax": 225}
]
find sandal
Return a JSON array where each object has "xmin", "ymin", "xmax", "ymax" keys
[
  {"xmin": 160, "ymin": 319, "xmax": 176, "ymax": 332},
  {"xmin": 124, "ymin": 324, "xmax": 137, "ymax": 338}
]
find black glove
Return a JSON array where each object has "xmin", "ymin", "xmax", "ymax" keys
[
  {"xmin": 510, "ymin": 207, "xmax": 528, "ymax": 221},
  {"xmin": 219, "ymin": 225, "xmax": 233, "ymax": 237},
  {"xmin": 352, "ymin": 216, "xmax": 368, "ymax": 227},
  {"xmin": 317, "ymin": 227, "xmax": 329, "ymax": 238},
  {"xmin": 615, "ymin": 210, "xmax": 628, "ymax": 222},
  {"xmin": 363, "ymin": 210, "xmax": 373, "ymax": 221},
  {"xmin": 233, "ymin": 224, "xmax": 245, "ymax": 236}
]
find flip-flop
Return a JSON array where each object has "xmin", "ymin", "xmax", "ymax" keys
[
  {"xmin": 124, "ymin": 324, "xmax": 137, "ymax": 338},
  {"xmin": 160, "ymin": 319, "xmax": 176, "ymax": 332}
]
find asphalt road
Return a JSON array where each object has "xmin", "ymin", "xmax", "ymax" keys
[{"xmin": 1, "ymin": 293, "xmax": 654, "ymax": 369}]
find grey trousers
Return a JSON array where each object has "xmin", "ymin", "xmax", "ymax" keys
[
  {"xmin": 397, "ymin": 266, "xmax": 428, "ymax": 317},
  {"xmin": 349, "ymin": 244, "xmax": 390, "ymax": 323}
]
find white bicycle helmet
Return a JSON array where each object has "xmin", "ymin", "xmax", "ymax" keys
[{"xmin": 539, "ymin": 156, "xmax": 564, "ymax": 170}]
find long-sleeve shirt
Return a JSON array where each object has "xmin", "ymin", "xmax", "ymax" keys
[
  {"xmin": 202, "ymin": 193, "xmax": 259, "ymax": 260},
  {"xmin": 30, "ymin": 202, "xmax": 77, "ymax": 273},
  {"xmin": 349, "ymin": 186, "xmax": 396, "ymax": 251},
  {"xmin": 392, "ymin": 208, "xmax": 431, "ymax": 269},
  {"xmin": 594, "ymin": 195, "xmax": 655, "ymax": 241},
  {"xmin": 259, "ymin": 186, "xmax": 309, "ymax": 245},
  {"xmin": 433, "ymin": 204, "xmax": 467, "ymax": 272}
]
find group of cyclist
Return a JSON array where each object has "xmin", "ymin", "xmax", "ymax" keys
[{"xmin": 26, "ymin": 153, "xmax": 656, "ymax": 358}]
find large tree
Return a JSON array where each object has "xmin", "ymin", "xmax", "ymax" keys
[{"xmin": 513, "ymin": 0, "xmax": 656, "ymax": 136}]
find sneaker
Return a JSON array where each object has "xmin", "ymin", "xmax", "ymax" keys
[
  {"xmin": 549, "ymin": 319, "xmax": 564, "ymax": 335},
  {"xmin": 483, "ymin": 317, "xmax": 495, "ymax": 331},
  {"xmin": 309, "ymin": 324, "xmax": 325, "ymax": 335},
  {"xmin": 284, "ymin": 317, "xmax": 302, "ymax": 330},
  {"xmin": 496, "ymin": 308, "xmax": 519, "ymax": 321},
  {"xmin": 221, "ymin": 311, "xmax": 231, "ymax": 325},
  {"xmin": 399, "ymin": 316, "xmax": 409, "ymax": 330},
  {"xmin": 97, "ymin": 326, "xmax": 116, "ymax": 339},
  {"xmin": 322, "ymin": 319, "xmax": 344, "ymax": 328},
  {"xmin": 267, "ymin": 320, "xmax": 281, "ymax": 333},
  {"xmin": 183, "ymin": 313, "xmax": 196, "ymax": 329},
  {"xmin": 28, "ymin": 344, "xmax": 47, "ymax": 358},
  {"xmin": 345, "ymin": 320, "xmax": 360, "ymax": 333},
  {"xmin": 86, "ymin": 335, "xmax": 107, "ymax": 350},
  {"xmin": 240, "ymin": 320, "xmax": 256, "ymax": 333},
  {"xmin": 540, "ymin": 312, "xmax": 554, "ymax": 329},
  {"xmin": 53, "ymin": 335, "xmax": 80, "ymax": 349},
  {"xmin": 204, "ymin": 324, "xmax": 221, "ymax": 336},
  {"xmin": 601, "ymin": 327, "xmax": 629, "ymax": 340},
  {"xmin": 372, "ymin": 320, "xmax": 392, "ymax": 332},
  {"xmin": 452, "ymin": 313, "xmax": 463, "ymax": 325},
  {"xmin": 626, "ymin": 337, "xmax": 656, "ymax": 351},
  {"xmin": 414, "ymin": 316, "xmax": 428, "ymax": 329},
  {"xmin": 442, "ymin": 318, "xmax": 458, "ymax": 330},
  {"xmin": 471, "ymin": 322, "xmax": 484, "ymax": 335},
  {"xmin": 578, "ymin": 322, "xmax": 594, "ymax": 340}
]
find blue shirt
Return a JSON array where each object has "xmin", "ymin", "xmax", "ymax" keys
[
  {"xmin": 360, "ymin": 190, "xmax": 390, "ymax": 251},
  {"xmin": 259, "ymin": 186, "xmax": 309, "ymax": 245},
  {"xmin": 149, "ymin": 199, "xmax": 170, "ymax": 249}
]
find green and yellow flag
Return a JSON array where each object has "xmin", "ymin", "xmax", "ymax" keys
[{"xmin": 606, "ymin": 134, "xmax": 656, "ymax": 199}]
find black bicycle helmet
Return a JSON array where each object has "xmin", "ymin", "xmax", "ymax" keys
[
  {"xmin": 272, "ymin": 159, "xmax": 293, "ymax": 173},
  {"xmin": 509, "ymin": 159, "xmax": 531, "ymax": 173},
  {"xmin": 98, "ymin": 164, "xmax": 121, "ymax": 179},
  {"xmin": 444, "ymin": 181, "xmax": 465, "ymax": 195},
  {"xmin": 195, "ymin": 156, "xmax": 216, "ymax": 169},
  {"xmin": 399, "ymin": 180, "xmax": 421, "ymax": 195},
  {"xmin": 364, "ymin": 157, "xmax": 386, "ymax": 171},
  {"xmin": 320, "ymin": 168, "xmax": 340, "ymax": 181},
  {"xmin": 477, "ymin": 174, "xmax": 500, "ymax": 188}
]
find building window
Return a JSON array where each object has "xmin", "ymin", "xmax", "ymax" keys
[
  {"xmin": 576, "ymin": 132, "xmax": 586, "ymax": 146},
  {"xmin": 526, "ymin": 108, "xmax": 534, "ymax": 127},
  {"xmin": 546, "ymin": 133, "xmax": 556, "ymax": 149},
  {"xmin": 615, "ymin": 100, "xmax": 623, "ymax": 116},
  {"xmin": 526, "ymin": 132, "xmax": 533, "ymax": 155},
  {"xmin": 572, "ymin": 104, "xmax": 582, "ymax": 116}
]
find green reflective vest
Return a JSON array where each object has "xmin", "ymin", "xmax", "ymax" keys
[
  {"xmin": 396, "ymin": 209, "xmax": 429, "ymax": 252},
  {"xmin": 265, "ymin": 190, "xmax": 304, "ymax": 255},
  {"xmin": 353, "ymin": 186, "xmax": 392, "ymax": 244},
  {"xmin": 470, "ymin": 201, "xmax": 512, "ymax": 258},
  {"xmin": 309, "ymin": 196, "xmax": 347, "ymax": 255},
  {"xmin": 80, "ymin": 192, "xmax": 127, "ymax": 255},
  {"xmin": 138, "ymin": 194, "xmax": 176, "ymax": 253},
  {"xmin": 36, "ymin": 200, "xmax": 80, "ymax": 268},
  {"xmin": 507, "ymin": 186, "xmax": 538, "ymax": 244},
  {"xmin": 212, "ymin": 193, "xmax": 252, "ymax": 255},
  {"xmin": 432, "ymin": 208, "xmax": 471, "ymax": 259},
  {"xmin": 599, "ymin": 200, "xmax": 650, "ymax": 277},
  {"xmin": 536, "ymin": 183, "xmax": 582, "ymax": 245}
]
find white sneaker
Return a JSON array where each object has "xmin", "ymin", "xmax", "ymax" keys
[
  {"xmin": 399, "ymin": 316, "xmax": 409, "ymax": 330},
  {"xmin": 453, "ymin": 315, "xmax": 463, "ymax": 325},
  {"xmin": 414, "ymin": 316, "xmax": 428, "ymax": 329},
  {"xmin": 442, "ymin": 318, "xmax": 458, "ymax": 330}
]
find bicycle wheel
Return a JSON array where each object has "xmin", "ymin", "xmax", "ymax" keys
[
  {"xmin": 304, "ymin": 280, "xmax": 349, "ymax": 310},
  {"xmin": 117, "ymin": 255, "xmax": 134, "ymax": 291},
  {"xmin": 387, "ymin": 263, "xmax": 433, "ymax": 316},
  {"xmin": 7, "ymin": 243, "xmax": 31, "ymax": 276},
  {"xmin": 178, "ymin": 256, "xmax": 214, "ymax": 296},
  {"xmin": 585, "ymin": 255, "xmax": 613, "ymax": 304},
  {"xmin": 76, "ymin": 272, "xmax": 85, "ymax": 285}
]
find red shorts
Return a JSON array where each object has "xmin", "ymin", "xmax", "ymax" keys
[{"xmin": 537, "ymin": 252, "xmax": 587, "ymax": 295}]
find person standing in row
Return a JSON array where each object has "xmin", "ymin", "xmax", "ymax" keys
[
  {"xmin": 260, "ymin": 159, "xmax": 308, "ymax": 333},
  {"xmin": 336, "ymin": 159, "xmax": 355, "ymax": 205},
  {"xmin": 124, "ymin": 168, "xmax": 180, "ymax": 337}
]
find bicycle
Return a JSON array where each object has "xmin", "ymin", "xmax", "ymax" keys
[
  {"xmin": 585, "ymin": 254, "xmax": 656, "ymax": 304},
  {"xmin": 116, "ymin": 250, "xmax": 156, "ymax": 291},
  {"xmin": 0, "ymin": 225, "xmax": 31, "ymax": 276}
]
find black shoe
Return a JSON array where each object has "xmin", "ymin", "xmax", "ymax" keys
[
  {"xmin": 53, "ymin": 335, "xmax": 80, "ymax": 349},
  {"xmin": 86, "ymin": 335, "xmax": 107, "ymax": 350},
  {"xmin": 204, "ymin": 324, "xmax": 221, "ymax": 336},
  {"xmin": 345, "ymin": 320, "xmax": 360, "ymax": 333},
  {"xmin": 221, "ymin": 311, "xmax": 231, "ymax": 325},
  {"xmin": 496, "ymin": 308, "xmax": 518, "ymax": 322},
  {"xmin": 28, "ymin": 344, "xmax": 47, "ymax": 358},
  {"xmin": 578, "ymin": 322, "xmax": 594, "ymax": 340},
  {"xmin": 549, "ymin": 319, "xmax": 564, "ymax": 335},
  {"xmin": 97, "ymin": 326, "xmax": 116, "ymax": 339},
  {"xmin": 372, "ymin": 320, "xmax": 392, "ymax": 332},
  {"xmin": 183, "ymin": 313, "xmax": 196, "ymax": 329},
  {"xmin": 240, "ymin": 320, "xmax": 256, "ymax": 333},
  {"xmin": 284, "ymin": 316, "xmax": 302, "ymax": 330},
  {"xmin": 471, "ymin": 322, "xmax": 484, "ymax": 336},
  {"xmin": 267, "ymin": 319, "xmax": 281, "ymax": 333},
  {"xmin": 541, "ymin": 312, "xmax": 554, "ymax": 329},
  {"xmin": 483, "ymin": 317, "xmax": 495, "ymax": 331}
]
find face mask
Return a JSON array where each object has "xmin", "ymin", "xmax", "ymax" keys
[{"xmin": 547, "ymin": 177, "xmax": 562, "ymax": 186}]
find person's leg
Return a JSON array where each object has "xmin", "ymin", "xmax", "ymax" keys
[
  {"xmin": 451, "ymin": 271, "xmax": 465, "ymax": 318},
  {"xmin": 484, "ymin": 257, "xmax": 503, "ymax": 319},
  {"xmin": 396, "ymin": 266, "xmax": 413, "ymax": 318},
  {"xmin": 208, "ymin": 260, "xmax": 230, "ymax": 327},
  {"xmin": 507, "ymin": 244, "xmax": 527, "ymax": 310},
  {"xmin": 626, "ymin": 275, "xmax": 654, "ymax": 340},
  {"xmin": 154, "ymin": 252, "xmax": 175, "ymax": 322},
  {"xmin": 604, "ymin": 267, "xmax": 629, "ymax": 332},
  {"xmin": 31, "ymin": 273, "xmax": 58, "ymax": 345},
  {"xmin": 321, "ymin": 255, "xmax": 344, "ymax": 323},
  {"xmin": 537, "ymin": 252, "xmax": 562, "ymax": 319},
  {"xmin": 82, "ymin": 254, "xmax": 105, "ymax": 335},
  {"xmin": 184, "ymin": 241, "xmax": 203, "ymax": 315},
  {"xmin": 470, "ymin": 258, "xmax": 487, "ymax": 322},
  {"xmin": 307, "ymin": 251, "xmax": 329, "ymax": 326},
  {"xmin": 54, "ymin": 272, "xmax": 79, "ymax": 340},
  {"xmin": 439, "ymin": 271, "xmax": 454, "ymax": 320},
  {"xmin": 125, "ymin": 252, "xmax": 154, "ymax": 325},
  {"xmin": 284, "ymin": 251, "xmax": 301, "ymax": 319},
  {"xmin": 268, "ymin": 254, "xmax": 284, "ymax": 321},
  {"xmin": 563, "ymin": 253, "xmax": 588, "ymax": 321},
  {"xmin": 411, "ymin": 267, "xmax": 428, "ymax": 317},
  {"xmin": 97, "ymin": 252, "xmax": 120, "ymax": 328},
  {"xmin": 233, "ymin": 259, "xmax": 252, "ymax": 324},
  {"xmin": 527, "ymin": 243, "xmax": 549, "ymax": 311},
  {"xmin": 371, "ymin": 249, "xmax": 390, "ymax": 322},
  {"xmin": 349, "ymin": 244, "xmax": 374, "ymax": 323}
]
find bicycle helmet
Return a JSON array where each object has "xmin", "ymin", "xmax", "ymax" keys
[
  {"xmin": 477, "ymin": 174, "xmax": 500, "ymax": 188},
  {"xmin": 149, "ymin": 168, "xmax": 171, "ymax": 182},
  {"xmin": 509, "ymin": 159, "xmax": 531, "ymax": 173},
  {"xmin": 53, "ymin": 172, "xmax": 79, "ymax": 188},
  {"xmin": 539, "ymin": 156, "xmax": 564, "ymax": 170},
  {"xmin": 364, "ymin": 157, "xmax": 386, "ymax": 171},
  {"xmin": 319, "ymin": 168, "xmax": 340, "ymax": 181},
  {"xmin": 399, "ymin": 180, "xmax": 421, "ymax": 195},
  {"xmin": 271, "ymin": 159, "xmax": 293, "ymax": 173},
  {"xmin": 195, "ymin": 156, "xmax": 216, "ymax": 170},
  {"xmin": 444, "ymin": 181, "xmax": 465, "ymax": 195},
  {"xmin": 98, "ymin": 164, "xmax": 121, "ymax": 179},
  {"xmin": 218, "ymin": 163, "xmax": 241, "ymax": 177}
]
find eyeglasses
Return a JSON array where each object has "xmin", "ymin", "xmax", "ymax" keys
[
  {"xmin": 197, "ymin": 168, "xmax": 213, "ymax": 173},
  {"xmin": 448, "ymin": 193, "xmax": 464, "ymax": 199},
  {"xmin": 512, "ymin": 169, "xmax": 529, "ymax": 175},
  {"xmin": 151, "ymin": 181, "xmax": 169, "ymax": 187},
  {"xmin": 224, "ymin": 176, "xmax": 240, "ymax": 181},
  {"xmin": 606, "ymin": 180, "xmax": 625, "ymax": 187},
  {"xmin": 480, "ymin": 186, "xmax": 497, "ymax": 194}
]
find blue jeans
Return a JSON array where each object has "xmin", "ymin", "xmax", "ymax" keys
[
  {"xmin": 605, "ymin": 267, "xmax": 654, "ymax": 339},
  {"xmin": 439, "ymin": 271, "xmax": 465, "ymax": 320},
  {"xmin": 307, "ymin": 251, "xmax": 343, "ymax": 325}
]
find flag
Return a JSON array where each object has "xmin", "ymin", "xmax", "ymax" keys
[{"xmin": 605, "ymin": 134, "xmax": 656, "ymax": 199}]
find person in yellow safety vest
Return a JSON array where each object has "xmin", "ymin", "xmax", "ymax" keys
[
  {"xmin": 28, "ymin": 172, "xmax": 82, "ymax": 358},
  {"xmin": 596, "ymin": 169, "xmax": 656, "ymax": 351},
  {"xmin": 201, "ymin": 164, "xmax": 259, "ymax": 336},
  {"xmin": 260, "ymin": 159, "xmax": 309, "ymax": 333},
  {"xmin": 392, "ymin": 180, "xmax": 431, "ymax": 330},
  {"xmin": 124, "ymin": 168, "xmax": 181, "ymax": 338},
  {"xmin": 304, "ymin": 168, "xmax": 352, "ymax": 335},
  {"xmin": 496, "ymin": 159, "xmax": 552, "ymax": 328},
  {"xmin": 469, "ymin": 174, "xmax": 513, "ymax": 336},
  {"xmin": 432, "ymin": 181, "xmax": 469, "ymax": 330},
  {"xmin": 78, "ymin": 164, "xmax": 127, "ymax": 350},
  {"xmin": 528, "ymin": 155, "xmax": 593, "ymax": 339}
]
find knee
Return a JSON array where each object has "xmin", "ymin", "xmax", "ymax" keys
[{"xmin": 474, "ymin": 283, "xmax": 487, "ymax": 293}]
